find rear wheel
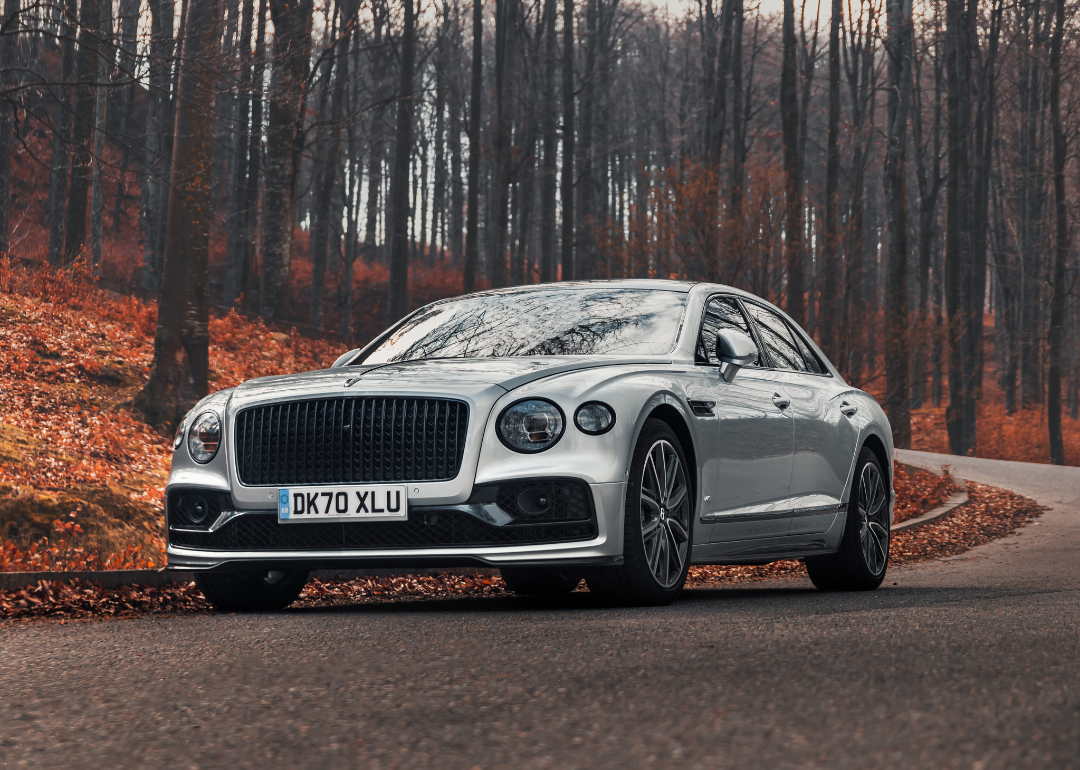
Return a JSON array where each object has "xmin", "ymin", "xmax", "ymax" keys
[
  {"xmin": 588, "ymin": 419, "xmax": 693, "ymax": 606},
  {"xmin": 805, "ymin": 448, "xmax": 889, "ymax": 591},
  {"xmin": 501, "ymin": 567, "xmax": 583, "ymax": 595},
  {"xmin": 195, "ymin": 569, "xmax": 309, "ymax": 612}
]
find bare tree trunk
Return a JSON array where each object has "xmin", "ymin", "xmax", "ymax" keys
[
  {"xmin": 489, "ymin": 0, "xmax": 514, "ymax": 288},
  {"xmin": 819, "ymin": 0, "xmax": 841, "ymax": 352},
  {"xmin": 239, "ymin": 0, "xmax": 267, "ymax": 310},
  {"xmin": 944, "ymin": 0, "xmax": 975, "ymax": 455},
  {"xmin": 90, "ymin": 0, "xmax": 109, "ymax": 275},
  {"xmin": 386, "ymin": 0, "xmax": 416, "ymax": 324},
  {"xmin": 560, "ymin": 0, "xmax": 575, "ymax": 280},
  {"xmin": 260, "ymin": 0, "xmax": 313, "ymax": 320},
  {"xmin": 883, "ymin": 0, "xmax": 912, "ymax": 447},
  {"xmin": 727, "ymin": 0, "xmax": 744, "ymax": 271},
  {"xmin": 133, "ymin": 0, "xmax": 224, "ymax": 429},
  {"xmin": 464, "ymin": 0, "xmax": 483, "ymax": 291},
  {"xmin": 0, "ymin": 0, "xmax": 19, "ymax": 254},
  {"xmin": 62, "ymin": 0, "xmax": 100, "ymax": 264},
  {"xmin": 141, "ymin": 0, "xmax": 176, "ymax": 289},
  {"xmin": 47, "ymin": 0, "xmax": 76, "ymax": 267},
  {"xmin": 780, "ymin": 0, "xmax": 803, "ymax": 325},
  {"xmin": 341, "ymin": 110, "xmax": 360, "ymax": 337},
  {"xmin": 448, "ymin": 21, "xmax": 464, "ymax": 267},
  {"xmin": 224, "ymin": 0, "xmax": 255, "ymax": 307},
  {"xmin": 310, "ymin": 5, "xmax": 352, "ymax": 329},
  {"xmin": 538, "ymin": 0, "xmax": 557, "ymax": 282},
  {"xmin": 1047, "ymin": 0, "xmax": 1067, "ymax": 465},
  {"xmin": 910, "ymin": 32, "xmax": 944, "ymax": 410}
]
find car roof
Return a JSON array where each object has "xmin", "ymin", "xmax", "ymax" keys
[{"xmin": 445, "ymin": 278, "xmax": 701, "ymax": 300}]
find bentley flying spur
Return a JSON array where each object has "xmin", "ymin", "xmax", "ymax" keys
[{"xmin": 167, "ymin": 280, "xmax": 894, "ymax": 610}]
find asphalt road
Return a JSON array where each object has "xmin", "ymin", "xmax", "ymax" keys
[{"xmin": 2, "ymin": 450, "xmax": 1078, "ymax": 770}]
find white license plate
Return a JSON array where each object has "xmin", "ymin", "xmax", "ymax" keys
[{"xmin": 277, "ymin": 485, "xmax": 408, "ymax": 523}]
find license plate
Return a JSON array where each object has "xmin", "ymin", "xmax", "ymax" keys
[{"xmin": 277, "ymin": 485, "xmax": 408, "ymax": 523}]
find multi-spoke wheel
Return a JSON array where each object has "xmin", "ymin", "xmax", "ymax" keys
[
  {"xmin": 857, "ymin": 460, "xmax": 889, "ymax": 575},
  {"xmin": 195, "ymin": 569, "xmax": 309, "ymax": 612},
  {"xmin": 639, "ymin": 438, "xmax": 691, "ymax": 589},
  {"xmin": 588, "ymin": 418, "xmax": 693, "ymax": 606},
  {"xmin": 805, "ymin": 448, "xmax": 890, "ymax": 591}
]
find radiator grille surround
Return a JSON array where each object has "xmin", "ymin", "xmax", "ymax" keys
[{"xmin": 234, "ymin": 397, "xmax": 469, "ymax": 486}]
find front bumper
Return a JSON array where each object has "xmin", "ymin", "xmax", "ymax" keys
[{"xmin": 166, "ymin": 481, "xmax": 627, "ymax": 573}]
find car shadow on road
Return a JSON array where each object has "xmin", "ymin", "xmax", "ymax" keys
[{"xmin": 281, "ymin": 579, "xmax": 1046, "ymax": 619}]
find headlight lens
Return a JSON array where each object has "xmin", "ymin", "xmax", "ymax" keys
[
  {"xmin": 173, "ymin": 416, "xmax": 187, "ymax": 450},
  {"xmin": 497, "ymin": 399, "xmax": 565, "ymax": 453},
  {"xmin": 574, "ymin": 401, "xmax": 615, "ymax": 435},
  {"xmin": 187, "ymin": 411, "xmax": 221, "ymax": 464}
]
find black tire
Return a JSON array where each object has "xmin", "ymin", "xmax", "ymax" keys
[
  {"xmin": 805, "ymin": 448, "xmax": 890, "ymax": 591},
  {"xmin": 195, "ymin": 570, "xmax": 310, "ymax": 612},
  {"xmin": 501, "ymin": 567, "xmax": 583, "ymax": 596},
  {"xmin": 587, "ymin": 418, "xmax": 694, "ymax": 606}
]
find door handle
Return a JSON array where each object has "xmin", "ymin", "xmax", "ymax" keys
[
  {"xmin": 772, "ymin": 393, "xmax": 791, "ymax": 410},
  {"xmin": 840, "ymin": 401, "xmax": 858, "ymax": 417}
]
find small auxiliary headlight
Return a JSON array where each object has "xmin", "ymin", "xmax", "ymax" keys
[
  {"xmin": 173, "ymin": 417, "xmax": 187, "ymax": 451},
  {"xmin": 187, "ymin": 411, "xmax": 221, "ymax": 464},
  {"xmin": 497, "ymin": 399, "xmax": 565, "ymax": 453},
  {"xmin": 574, "ymin": 402, "xmax": 615, "ymax": 435}
]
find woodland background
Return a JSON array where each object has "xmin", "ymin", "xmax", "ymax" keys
[{"xmin": 0, "ymin": 0, "xmax": 1079, "ymax": 465}]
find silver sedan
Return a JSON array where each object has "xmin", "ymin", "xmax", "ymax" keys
[{"xmin": 166, "ymin": 280, "xmax": 894, "ymax": 609}]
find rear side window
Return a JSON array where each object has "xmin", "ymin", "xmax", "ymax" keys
[
  {"xmin": 743, "ymin": 303, "xmax": 809, "ymax": 372},
  {"xmin": 789, "ymin": 324, "xmax": 826, "ymax": 374},
  {"xmin": 697, "ymin": 297, "xmax": 761, "ymax": 367}
]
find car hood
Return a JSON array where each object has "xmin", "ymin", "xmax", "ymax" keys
[{"xmin": 227, "ymin": 356, "xmax": 671, "ymax": 408}]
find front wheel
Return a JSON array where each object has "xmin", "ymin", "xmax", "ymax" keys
[
  {"xmin": 588, "ymin": 418, "xmax": 693, "ymax": 606},
  {"xmin": 195, "ymin": 569, "xmax": 309, "ymax": 612},
  {"xmin": 805, "ymin": 448, "xmax": 890, "ymax": 591}
]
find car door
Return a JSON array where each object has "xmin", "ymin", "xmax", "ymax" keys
[
  {"xmin": 740, "ymin": 302, "xmax": 857, "ymax": 535},
  {"xmin": 693, "ymin": 296, "xmax": 794, "ymax": 543}
]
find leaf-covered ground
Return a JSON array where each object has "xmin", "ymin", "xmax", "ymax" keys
[{"xmin": 0, "ymin": 263, "xmax": 340, "ymax": 567}]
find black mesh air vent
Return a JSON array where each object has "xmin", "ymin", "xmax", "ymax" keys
[
  {"xmin": 168, "ymin": 512, "xmax": 597, "ymax": 551},
  {"xmin": 235, "ymin": 397, "xmax": 469, "ymax": 486}
]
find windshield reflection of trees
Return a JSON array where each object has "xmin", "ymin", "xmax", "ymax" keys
[{"xmin": 366, "ymin": 289, "xmax": 686, "ymax": 363}]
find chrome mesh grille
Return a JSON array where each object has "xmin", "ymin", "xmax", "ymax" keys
[{"xmin": 234, "ymin": 397, "xmax": 469, "ymax": 486}]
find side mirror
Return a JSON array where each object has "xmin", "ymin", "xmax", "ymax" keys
[{"xmin": 715, "ymin": 329, "xmax": 757, "ymax": 383}]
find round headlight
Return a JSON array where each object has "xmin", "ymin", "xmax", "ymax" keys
[
  {"xmin": 187, "ymin": 411, "xmax": 221, "ymax": 464},
  {"xmin": 173, "ymin": 416, "xmax": 187, "ymax": 450},
  {"xmin": 575, "ymin": 401, "xmax": 615, "ymax": 435},
  {"xmin": 497, "ymin": 399, "xmax": 565, "ymax": 453}
]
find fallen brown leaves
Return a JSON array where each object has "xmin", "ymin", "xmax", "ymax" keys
[
  {"xmin": 889, "ymin": 481, "xmax": 1044, "ymax": 565},
  {"xmin": 892, "ymin": 463, "xmax": 956, "ymax": 525},
  {"xmin": 294, "ymin": 573, "xmax": 510, "ymax": 608},
  {"xmin": 0, "ymin": 517, "xmax": 156, "ymax": 571},
  {"xmin": 0, "ymin": 578, "xmax": 208, "ymax": 622}
]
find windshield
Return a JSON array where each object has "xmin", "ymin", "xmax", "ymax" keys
[{"xmin": 357, "ymin": 288, "xmax": 688, "ymax": 364}]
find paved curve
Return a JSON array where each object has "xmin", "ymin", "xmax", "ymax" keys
[{"xmin": 1, "ymin": 451, "xmax": 1078, "ymax": 770}]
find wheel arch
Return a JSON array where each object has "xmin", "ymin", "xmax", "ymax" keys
[
  {"xmin": 641, "ymin": 402, "xmax": 699, "ymax": 520},
  {"xmin": 860, "ymin": 432, "xmax": 892, "ymax": 494}
]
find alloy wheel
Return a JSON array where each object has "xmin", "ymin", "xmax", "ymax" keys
[
  {"xmin": 858, "ymin": 461, "xmax": 889, "ymax": 575},
  {"xmin": 639, "ymin": 439, "xmax": 691, "ymax": 589}
]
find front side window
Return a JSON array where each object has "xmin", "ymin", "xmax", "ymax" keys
[
  {"xmin": 696, "ymin": 296, "xmax": 761, "ymax": 367},
  {"xmin": 357, "ymin": 288, "xmax": 688, "ymax": 364},
  {"xmin": 743, "ymin": 303, "xmax": 809, "ymax": 372}
]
